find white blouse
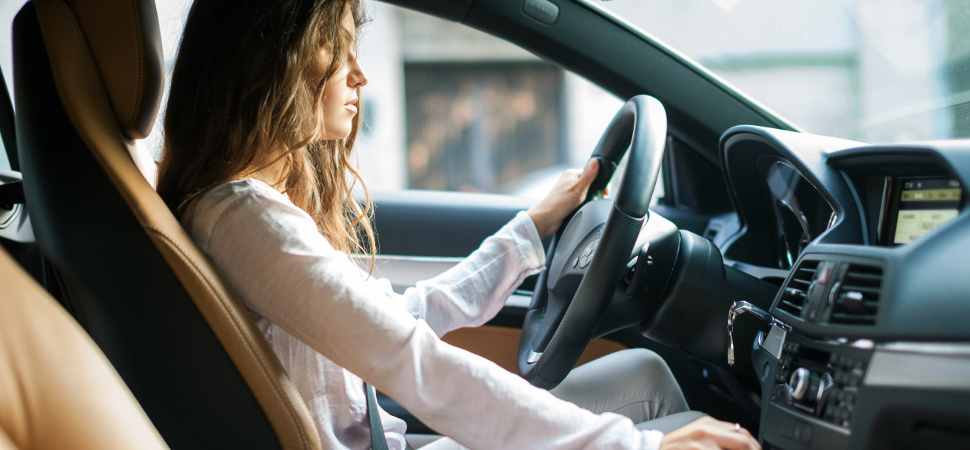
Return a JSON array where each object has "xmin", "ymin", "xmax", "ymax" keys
[{"xmin": 184, "ymin": 179, "xmax": 663, "ymax": 449}]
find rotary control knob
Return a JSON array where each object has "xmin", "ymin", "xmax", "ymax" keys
[{"xmin": 789, "ymin": 367, "xmax": 811, "ymax": 401}]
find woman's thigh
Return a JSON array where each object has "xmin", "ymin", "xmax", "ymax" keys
[
  {"xmin": 550, "ymin": 348, "xmax": 688, "ymax": 423},
  {"xmin": 418, "ymin": 348, "xmax": 688, "ymax": 449}
]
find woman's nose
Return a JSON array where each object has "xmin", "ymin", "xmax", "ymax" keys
[{"xmin": 349, "ymin": 59, "xmax": 368, "ymax": 88}]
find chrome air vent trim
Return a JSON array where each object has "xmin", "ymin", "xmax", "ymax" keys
[
  {"xmin": 777, "ymin": 259, "xmax": 819, "ymax": 317},
  {"xmin": 829, "ymin": 263, "xmax": 882, "ymax": 326}
]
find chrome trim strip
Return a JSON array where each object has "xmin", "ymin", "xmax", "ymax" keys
[
  {"xmin": 878, "ymin": 341, "xmax": 970, "ymax": 356},
  {"xmin": 761, "ymin": 325, "xmax": 787, "ymax": 360},
  {"xmin": 527, "ymin": 350, "xmax": 542, "ymax": 364},
  {"xmin": 505, "ymin": 294, "xmax": 531, "ymax": 308},
  {"xmin": 357, "ymin": 254, "xmax": 464, "ymax": 288},
  {"xmin": 357, "ymin": 254, "xmax": 467, "ymax": 264},
  {"xmin": 865, "ymin": 350, "xmax": 970, "ymax": 391},
  {"xmin": 354, "ymin": 254, "xmax": 534, "ymax": 308}
]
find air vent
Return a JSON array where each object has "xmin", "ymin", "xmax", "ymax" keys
[
  {"xmin": 829, "ymin": 264, "xmax": 882, "ymax": 326},
  {"xmin": 777, "ymin": 259, "xmax": 820, "ymax": 317}
]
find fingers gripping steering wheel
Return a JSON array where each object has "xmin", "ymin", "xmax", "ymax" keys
[{"xmin": 517, "ymin": 95, "xmax": 667, "ymax": 389}]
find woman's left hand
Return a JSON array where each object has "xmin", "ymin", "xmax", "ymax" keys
[{"xmin": 527, "ymin": 159, "xmax": 601, "ymax": 239}]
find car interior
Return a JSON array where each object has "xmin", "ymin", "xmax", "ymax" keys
[
  {"xmin": 0, "ymin": 237, "xmax": 168, "ymax": 450},
  {"xmin": 1, "ymin": 0, "xmax": 968, "ymax": 449}
]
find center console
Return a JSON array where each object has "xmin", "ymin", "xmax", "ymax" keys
[
  {"xmin": 746, "ymin": 250, "xmax": 886, "ymax": 449},
  {"xmin": 758, "ymin": 333, "xmax": 872, "ymax": 449}
]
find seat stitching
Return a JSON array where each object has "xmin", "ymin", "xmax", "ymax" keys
[{"xmin": 125, "ymin": 0, "xmax": 141, "ymax": 129}]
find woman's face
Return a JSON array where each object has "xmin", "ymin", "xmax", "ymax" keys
[{"xmin": 311, "ymin": 8, "xmax": 368, "ymax": 141}]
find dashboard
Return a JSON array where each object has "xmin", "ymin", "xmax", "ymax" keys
[{"xmin": 717, "ymin": 126, "xmax": 970, "ymax": 449}]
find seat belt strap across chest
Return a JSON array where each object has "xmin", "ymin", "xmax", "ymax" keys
[
  {"xmin": 368, "ymin": 383, "xmax": 414, "ymax": 450},
  {"xmin": 366, "ymin": 383, "xmax": 390, "ymax": 450}
]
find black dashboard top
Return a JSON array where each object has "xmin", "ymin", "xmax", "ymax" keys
[{"xmin": 719, "ymin": 126, "xmax": 970, "ymax": 342}]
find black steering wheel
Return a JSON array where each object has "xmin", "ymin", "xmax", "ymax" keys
[{"xmin": 518, "ymin": 95, "xmax": 667, "ymax": 389}]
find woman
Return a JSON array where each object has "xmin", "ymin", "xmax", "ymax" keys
[{"xmin": 157, "ymin": 0, "xmax": 759, "ymax": 449}]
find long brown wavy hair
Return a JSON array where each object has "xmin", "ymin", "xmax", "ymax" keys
[{"xmin": 157, "ymin": 0, "xmax": 375, "ymax": 262}]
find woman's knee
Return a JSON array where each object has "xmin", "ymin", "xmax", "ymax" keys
[
  {"xmin": 608, "ymin": 348, "xmax": 675, "ymax": 383},
  {"xmin": 616, "ymin": 348, "xmax": 687, "ymax": 410}
]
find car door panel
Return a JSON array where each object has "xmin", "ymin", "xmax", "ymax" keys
[{"xmin": 371, "ymin": 189, "xmax": 532, "ymax": 257}]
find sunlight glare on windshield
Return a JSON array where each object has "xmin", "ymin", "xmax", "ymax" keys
[{"xmin": 599, "ymin": 0, "xmax": 970, "ymax": 144}]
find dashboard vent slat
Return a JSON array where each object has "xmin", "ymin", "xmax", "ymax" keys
[
  {"xmin": 829, "ymin": 264, "xmax": 883, "ymax": 326},
  {"xmin": 777, "ymin": 259, "xmax": 820, "ymax": 317}
]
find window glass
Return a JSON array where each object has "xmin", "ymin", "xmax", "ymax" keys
[
  {"xmin": 143, "ymin": 0, "xmax": 194, "ymax": 161},
  {"xmin": 599, "ymin": 0, "xmax": 970, "ymax": 144},
  {"xmin": 403, "ymin": 62, "xmax": 563, "ymax": 193},
  {"xmin": 0, "ymin": 136, "xmax": 7, "ymax": 172},
  {"xmin": 0, "ymin": 1, "xmax": 27, "ymax": 172},
  {"xmin": 0, "ymin": 1, "xmax": 22, "ymax": 107},
  {"xmin": 354, "ymin": 4, "xmax": 630, "ymax": 198}
]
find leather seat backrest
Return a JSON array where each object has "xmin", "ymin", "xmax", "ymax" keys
[
  {"xmin": 0, "ymin": 247, "xmax": 168, "ymax": 450},
  {"xmin": 12, "ymin": 1, "xmax": 321, "ymax": 448}
]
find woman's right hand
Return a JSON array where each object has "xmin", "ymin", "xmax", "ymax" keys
[
  {"xmin": 526, "ymin": 159, "xmax": 601, "ymax": 239},
  {"xmin": 659, "ymin": 416, "xmax": 761, "ymax": 450}
]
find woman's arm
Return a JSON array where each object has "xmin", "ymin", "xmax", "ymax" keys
[
  {"xmin": 389, "ymin": 211, "xmax": 543, "ymax": 336},
  {"xmin": 389, "ymin": 159, "xmax": 602, "ymax": 336},
  {"xmin": 197, "ymin": 183, "xmax": 665, "ymax": 449}
]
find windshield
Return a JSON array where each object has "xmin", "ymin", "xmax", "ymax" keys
[{"xmin": 599, "ymin": 0, "xmax": 970, "ymax": 144}]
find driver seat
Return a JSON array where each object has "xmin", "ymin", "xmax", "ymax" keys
[{"xmin": 13, "ymin": 0, "xmax": 320, "ymax": 448}]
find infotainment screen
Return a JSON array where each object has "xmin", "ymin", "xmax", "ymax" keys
[{"xmin": 887, "ymin": 177, "xmax": 962, "ymax": 244}]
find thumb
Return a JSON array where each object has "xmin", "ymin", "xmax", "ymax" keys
[{"xmin": 579, "ymin": 158, "xmax": 600, "ymax": 186}]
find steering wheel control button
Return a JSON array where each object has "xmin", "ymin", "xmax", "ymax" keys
[{"xmin": 578, "ymin": 239, "xmax": 600, "ymax": 269}]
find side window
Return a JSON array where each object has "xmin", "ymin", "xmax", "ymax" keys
[
  {"xmin": 147, "ymin": 2, "xmax": 651, "ymax": 201},
  {"xmin": 356, "ymin": 5, "xmax": 631, "ymax": 199},
  {"xmin": 143, "ymin": 0, "xmax": 194, "ymax": 161},
  {"xmin": 0, "ymin": 1, "xmax": 28, "ymax": 173},
  {"xmin": 403, "ymin": 62, "xmax": 563, "ymax": 194},
  {"xmin": 0, "ymin": 107, "xmax": 8, "ymax": 171}
]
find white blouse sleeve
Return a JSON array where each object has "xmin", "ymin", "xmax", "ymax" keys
[
  {"xmin": 196, "ymin": 185, "xmax": 663, "ymax": 450},
  {"xmin": 372, "ymin": 211, "xmax": 545, "ymax": 337}
]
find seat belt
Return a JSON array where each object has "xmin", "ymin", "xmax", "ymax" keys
[
  {"xmin": 367, "ymin": 383, "xmax": 415, "ymax": 450},
  {"xmin": 366, "ymin": 383, "xmax": 390, "ymax": 450}
]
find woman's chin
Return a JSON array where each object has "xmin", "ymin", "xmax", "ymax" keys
[{"xmin": 318, "ymin": 129, "xmax": 352, "ymax": 141}]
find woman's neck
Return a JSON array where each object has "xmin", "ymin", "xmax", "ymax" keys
[{"xmin": 237, "ymin": 149, "xmax": 289, "ymax": 194}]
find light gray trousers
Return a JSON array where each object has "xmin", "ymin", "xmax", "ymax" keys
[{"xmin": 419, "ymin": 348, "xmax": 697, "ymax": 449}]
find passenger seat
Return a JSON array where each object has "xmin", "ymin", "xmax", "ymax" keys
[{"xmin": 0, "ymin": 247, "xmax": 168, "ymax": 450}]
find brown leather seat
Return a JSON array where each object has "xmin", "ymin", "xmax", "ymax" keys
[
  {"xmin": 0, "ymin": 247, "xmax": 168, "ymax": 450},
  {"xmin": 13, "ymin": 0, "xmax": 321, "ymax": 448}
]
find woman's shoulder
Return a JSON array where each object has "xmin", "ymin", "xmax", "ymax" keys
[
  {"xmin": 184, "ymin": 179, "xmax": 309, "ymax": 242},
  {"xmin": 193, "ymin": 179, "xmax": 290, "ymax": 215},
  {"xmin": 204, "ymin": 178, "xmax": 282, "ymax": 202}
]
